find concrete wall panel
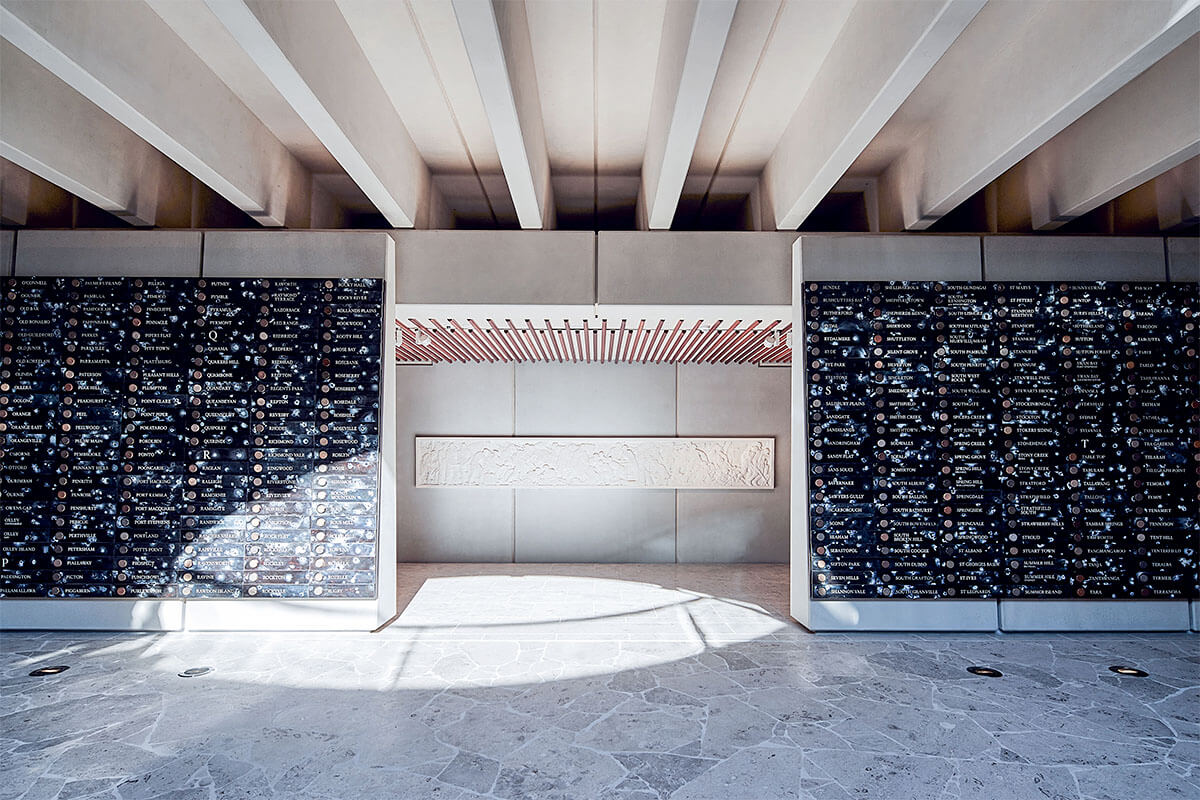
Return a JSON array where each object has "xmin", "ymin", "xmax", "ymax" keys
[
  {"xmin": 514, "ymin": 489, "xmax": 677, "ymax": 562},
  {"xmin": 802, "ymin": 600, "xmax": 998, "ymax": 632},
  {"xmin": 513, "ymin": 362, "xmax": 675, "ymax": 562},
  {"xmin": 397, "ymin": 363, "xmax": 515, "ymax": 562},
  {"xmin": 984, "ymin": 236, "xmax": 1166, "ymax": 281},
  {"xmin": 403, "ymin": 361, "xmax": 788, "ymax": 563},
  {"xmin": 999, "ymin": 600, "xmax": 1190, "ymax": 632},
  {"xmin": 0, "ymin": 231, "xmax": 14, "ymax": 275},
  {"xmin": 0, "ymin": 600, "xmax": 185, "ymax": 631},
  {"xmin": 15, "ymin": 230, "xmax": 201, "ymax": 276},
  {"xmin": 204, "ymin": 231, "xmax": 390, "ymax": 278},
  {"xmin": 797, "ymin": 234, "xmax": 982, "ymax": 281},
  {"xmin": 393, "ymin": 230, "xmax": 594, "ymax": 304},
  {"xmin": 515, "ymin": 363, "xmax": 676, "ymax": 435},
  {"xmin": 1167, "ymin": 237, "xmax": 1199, "ymax": 282},
  {"xmin": 598, "ymin": 232, "xmax": 795, "ymax": 305},
  {"xmin": 677, "ymin": 364, "xmax": 789, "ymax": 562}
]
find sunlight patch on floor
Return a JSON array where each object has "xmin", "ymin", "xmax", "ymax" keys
[{"xmin": 124, "ymin": 574, "xmax": 791, "ymax": 690}]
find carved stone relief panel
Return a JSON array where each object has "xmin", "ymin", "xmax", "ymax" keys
[{"xmin": 415, "ymin": 437, "xmax": 775, "ymax": 489}]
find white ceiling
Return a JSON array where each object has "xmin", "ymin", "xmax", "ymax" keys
[{"xmin": 1, "ymin": 0, "xmax": 1196, "ymax": 232}]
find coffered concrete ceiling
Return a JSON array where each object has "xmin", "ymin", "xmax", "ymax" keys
[{"xmin": 1, "ymin": 0, "xmax": 1196, "ymax": 232}]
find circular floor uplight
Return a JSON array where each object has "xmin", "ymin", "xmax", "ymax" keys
[
  {"xmin": 28, "ymin": 665, "xmax": 70, "ymax": 677},
  {"xmin": 967, "ymin": 666, "xmax": 1003, "ymax": 678},
  {"xmin": 1108, "ymin": 665, "xmax": 1148, "ymax": 677},
  {"xmin": 178, "ymin": 667, "xmax": 213, "ymax": 678}
]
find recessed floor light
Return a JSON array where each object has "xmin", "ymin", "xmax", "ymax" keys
[
  {"xmin": 178, "ymin": 667, "xmax": 213, "ymax": 678},
  {"xmin": 28, "ymin": 665, "xmax": 70, "ymax": 677},
  {"xmin": 1109, "ymin": 665, "xmax": 1148, "ymax": 677},
  {"xmin": 967, "ymin": 666, "xmax": 1003, "ymax": 678}
]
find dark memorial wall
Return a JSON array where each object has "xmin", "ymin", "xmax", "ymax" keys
[
  {"xmin": 0, "ymin": 277, "xmax": 383, "ymax": 599},
  {"xmin": 805, "ymin": 281, "xmax": 1199, "ymax": 600}
]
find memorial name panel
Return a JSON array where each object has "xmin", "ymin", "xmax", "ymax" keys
[
  {"xmin": 804, "ymin": 281, "xmax": 1199, "ymax": 600},
  {"xmin": 0, "ymin": 277, "xmax": 383, "ymax": 599}
]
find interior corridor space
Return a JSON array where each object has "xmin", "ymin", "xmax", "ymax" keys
[{"xmin": 3, "ymin": 564, "xmax": 1197, "ymax": 800}]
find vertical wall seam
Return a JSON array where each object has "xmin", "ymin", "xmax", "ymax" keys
[
  {"xmin": 512, "ymin": 363, "xmax": 517, "ymax": 563},
  {"xmin": 197, "ymin": 231, "xmax": 206, "ymax": 278},
  {"xmin": 978, "ymin": 236, "xmax": 986, "ymax": 281},
  {"xmin": 1163, "ymin": 236, "xmax": 1171, "ymax": 281},
  {"xmin": 8, "ymin": 229, "xmax": 17, "ymax": 276}
]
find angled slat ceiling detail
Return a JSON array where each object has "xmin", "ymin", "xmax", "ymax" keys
[{"xmin": 395, "ymin": 318, "xmax": 790, "ymax": 365}]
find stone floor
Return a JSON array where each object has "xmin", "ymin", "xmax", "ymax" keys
[{"xmin": 1, "ymin": 564, "xmax": 1197, "ymax": 800}]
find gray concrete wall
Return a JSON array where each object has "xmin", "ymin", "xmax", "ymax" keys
[
  {"xmin": 1167, "ymin": 236, "xmax": 1199, "ymax": 283},
  {"xmin": 14, "ymin": 229, "xmax": 202, "ymax": 276},
  {"xmin": 514, "ymin": 363, "xmax": 677, "ymax": 563},
  {"xmin": 395, "ymin": 363, "xmax": 516, "ymax": 562},
  {"xmin": 796, "ymin": 234, "xmax": 981, "ymax": 281},
  {"xmin": 392, "ymin": 230, "xmax": 594, "ymax": 304},
  {"xmin": 1, "ymin": 230, "xmax": 15, "ymax": 275},
  {"xmin": 983, "ymin": 236, "xmax": 1166, "ymax": 281},
  {"xmin": 204, "ymin": 230, "xmax": 391, "ymax": 278},
  {"xmin": 597, "ymin": 231, "xmax": 794, "ymax": 305},
  {"xmin": 396, "ymin": 361, "xmax": 790, "ymax": 563},
  {"xmin": 677, "ymin": 364, "xmax": 790, "ymax": 562}
]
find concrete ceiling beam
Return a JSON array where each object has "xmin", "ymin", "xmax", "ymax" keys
[
  {"xmin": 1155, "ymin": 156, "xmax": 1200, "ymax": 231},
  {"xmin": 638, "ymin": 0, "xmax": 737, "ymax": 230},
  {"xmin": 452, "ymin": 0, "xmax": 554, "ymax": 229},
  {"xmin": 0, "ymin": 42, "xmax": 196, "ymax": 227},
  {"xmin": 879, "ymin": 0, "xmax": 1200, "ymax": 231},
  {"xmin": 1026, "ymin": 35, "xmax": 1200, "ymax": 231},
  {"xmin": 762, "ymin": 0, "xmax": 984, "ymax": 231},
  {"xmin": 0, "ymin": 0, "xmax": 311, "ymax": 227},
  {"xmin": 202, "ymin": 0, "xmax": 432, "ymax": 228}
]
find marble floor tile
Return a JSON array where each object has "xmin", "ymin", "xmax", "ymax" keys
[{"xmin": 1, "ymin": 564, "xmax": 1196, "ymax": 799}]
